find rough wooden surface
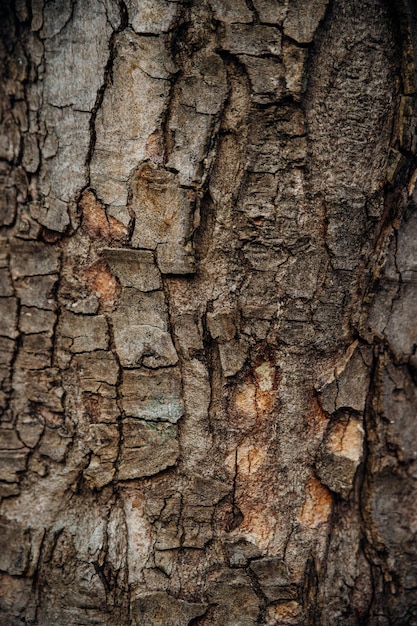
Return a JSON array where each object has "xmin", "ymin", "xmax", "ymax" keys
[{"xmin": 0, "ymin": 0, "xmax": 416, "ymax": 624}]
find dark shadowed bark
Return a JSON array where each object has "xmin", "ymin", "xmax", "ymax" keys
[{"xmin": 0, "ymin": 1, "xmax": 417, "ymax": 624}]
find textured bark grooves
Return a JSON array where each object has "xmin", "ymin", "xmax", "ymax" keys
[{"xmin": 0, "ymin": 1, "xmax": 416, "ymax": 624}]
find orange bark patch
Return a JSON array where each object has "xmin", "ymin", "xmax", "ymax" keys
[
  {"xmin": 299, "ymin": 475, "xmax": 332, "ymax": 528},
  {"xmin": 80, "ymin": 189, "xmax": 109, "ymax": 238},
  {"xmin": 327, "ymin": 418, "xmax": 364, "ymax": 462},
  {"xmin": 239, "ymin": 508, "xmax": 275, "ymax": 549},
  {"xmin": 108, "ymin": 215, "xmax": 129, "ymax": 242},
  {"xmin": 225, "ymin": 445, "xmax": 275, "ymax": 549},
  {"xmin": 255, "ymin": 389, "xmax": 277, "ymax": 415},
  {"xmin": 231, "ymin": 383, "xmax": 258, "ymax": 423},
  {"xmin": 80, "ymin": 189, "xmax": 128, "ymax": 242},
  {"xmin": 237, "ymin": 441, "xmax": 266, "ymax": 476},
  {"xmin": 146, "ymin": 130, "xmax": 165, "ymax": 164},
  {"xmin": 307, "ymin": 394, "xmax": 328, "ymax": 438},
  {"xmin": 227, "ymin": 378, "xmax": 260, "ymax": 438},
  {"xmin": 254, "ymin": 361, "xmax": 279, "ymax": 416},
  {"xmin": 82, "ymin": 259, "xmax": 120, "ymax": 309}
]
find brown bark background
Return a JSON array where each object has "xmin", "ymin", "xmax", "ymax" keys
[{"xmin": 0, "ymin": 0, "xmax": 416, "ymax": 624}]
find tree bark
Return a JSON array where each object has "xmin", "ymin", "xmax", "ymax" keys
[{"xmin": 0, "ymin": 1, "xmax": 416, "ymax": 624}]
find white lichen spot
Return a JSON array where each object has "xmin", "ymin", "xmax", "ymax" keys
[{"xmin": 254, "ymin": 361, "xmax": 275, "ymax": 391}]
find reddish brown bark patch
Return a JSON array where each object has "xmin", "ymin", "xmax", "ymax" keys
[
  {"xmin": 79, "ymin": 189, "xmax": 128, "ymax": 242},
  {"xmin": 81, "ymin": 259, "xmax": 120, "ymax": 309},
  {"xmin": 299, "ymin": 475, "xmax": 332, "ymax": 528}
]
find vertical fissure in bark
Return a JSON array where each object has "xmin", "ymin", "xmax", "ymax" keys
[{"xmin": 85, "ymin": 0, "xmax": 129, "ymax": 186}]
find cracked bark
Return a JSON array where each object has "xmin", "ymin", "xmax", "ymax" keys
[{"xmin": 0, "ymin": 0, "xmax": 417, "ymax": 624}]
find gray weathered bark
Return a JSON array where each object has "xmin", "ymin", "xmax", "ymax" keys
[{"xmin": 1, "ymin": 0, "xmax": 417, "ymax": 624}]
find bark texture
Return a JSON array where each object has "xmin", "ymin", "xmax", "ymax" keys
[{"xmin": 0, "ymin": 0, "xmax": 417, "ymax": 624}]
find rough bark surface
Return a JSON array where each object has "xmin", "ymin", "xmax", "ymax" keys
[{"xmin": 0, "ymin": 0, "xmax": 416, "ymax": 624}]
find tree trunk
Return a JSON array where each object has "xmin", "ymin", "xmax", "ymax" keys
[{"xmin": 1, "ymin": 1, "xmax": 416, "ymax": 624}]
